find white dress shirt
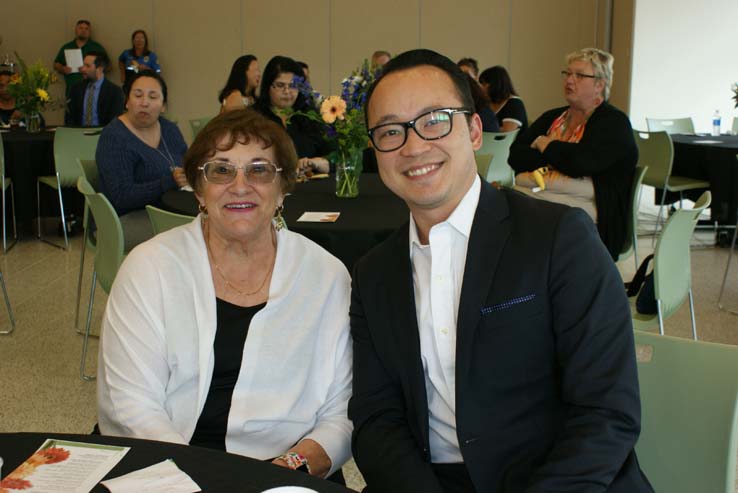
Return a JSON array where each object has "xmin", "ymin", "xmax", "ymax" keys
[{"xmin": 409, "ymin": 175, "xmax": 481, "ymax": 463}]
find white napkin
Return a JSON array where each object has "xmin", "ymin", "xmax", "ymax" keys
[{"xmin": 100, "ymin": 459, "xmax": 200, "ymax": 493}]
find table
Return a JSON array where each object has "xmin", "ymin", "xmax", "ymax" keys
[
  {"xmin": 670, "ymin": 134, "xmax": 738, "ymax": 226},
  {"xmin": 161, "ymin": 174, "xmax": 409, "ymax": 270},
  {"xmin": 1, "ymin": 128, "xmax": 84, "ymax": 233},
  {"xmin": 0, "ymin": 432, "xmax": 353, "ymax": 493}
]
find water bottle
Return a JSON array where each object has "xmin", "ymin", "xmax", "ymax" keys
[{"xmin": 712, "ymin": 110, "xmax": 721, "ymax": 136}]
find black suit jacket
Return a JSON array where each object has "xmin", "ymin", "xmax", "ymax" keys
[
  {"xmin": 69, "ymin": 78, "xmax": 124, "ymax": 127},
  {"xmin": 348, "ymin": 181, "xmax": 652, "ymax": 492}
]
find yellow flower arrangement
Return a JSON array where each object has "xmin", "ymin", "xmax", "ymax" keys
[{"xmin": 7, "ymin": 52, "xmax": 58, "ymax": 118}]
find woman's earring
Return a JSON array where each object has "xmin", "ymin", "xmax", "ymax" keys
[
  {"xmin": 274, "ymin": 204, "xmax": 286, "ymax": 231},
  {"xmin": 198, "ymin": 202, "xmax": 208, "ymax": 217}
]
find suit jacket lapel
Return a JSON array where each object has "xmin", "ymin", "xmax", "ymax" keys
[
  {"xmin": 456, "ymin": 183, "xmax": 511, "ymax": 382},
  {"xmin": 384, "ymin": 223, "xmax": 431, "ymax": 445}
]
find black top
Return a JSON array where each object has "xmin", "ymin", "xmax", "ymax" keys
[
  {"xmin": 496, "ymin": 96, "xmax": 528, "ymax": 132},
  {"xmin": 478, "ymin": 106, "xmax": 501, "ymax": 132},
  {"xmin": 508, "ymin": 102, "xmax": 637, "ymax": 259},
  {"xmin": 253, "ymin": 102, "xmax": 336, "ymax": 161},
  {"xmin": 190, "ymin": 299, "xmax": 266, "ymax": 451},
  {"xmin": 0, "ymin": 107, "xmax": 15, "ymax": 125}
]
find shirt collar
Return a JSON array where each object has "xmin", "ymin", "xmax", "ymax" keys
[{"xmin": 409, "ymin": 174, "xmax": 481, "ymax": 252}]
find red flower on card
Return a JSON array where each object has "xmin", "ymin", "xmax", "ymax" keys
[{"xmin": 0, "ymin": 477, "xmax": 32, "ymax": 489}]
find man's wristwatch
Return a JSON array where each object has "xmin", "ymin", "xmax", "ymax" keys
[{"xmin": 276, "ymin": 451, "xmax": 311, "ymax": 474}]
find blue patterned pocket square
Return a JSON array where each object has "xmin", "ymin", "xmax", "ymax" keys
[{"xmin": 480, "ymin": 294, "xmax": 537, "ymax": 315}]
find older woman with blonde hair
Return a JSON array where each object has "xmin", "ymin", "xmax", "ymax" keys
[
  {"xmin": 97, "ymin": 109, "xmax": 352, "ymax": 483},
  {"xmin": 509, "ymin": 47, "xmax": 637, "ymax": 259}
]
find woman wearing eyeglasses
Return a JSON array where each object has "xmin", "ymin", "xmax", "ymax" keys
[
  {"xmin": 253, "ymin": 55, "xmax": 334, "ymax": 176},
  {"xmin": 508, "ymin": 48, "xmax": 637, "ymax": 260},
  {"xmin": 97, "ymin": 110, "xmax": 352, "ymax": 483}
]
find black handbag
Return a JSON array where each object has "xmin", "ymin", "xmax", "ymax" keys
[{"xmin": 625, "ymin": 254, "xmax": 657, "ymax": 315}]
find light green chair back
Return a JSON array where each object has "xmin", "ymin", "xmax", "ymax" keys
[
  {"xmin": 146, "ymin": 205, "xmax": 193, "ymax": 235},
  {"xmin": 47, "ymin": 127, "xmax": 101, "ymax": 188},
  {"xmin": 189, "ymin": 116, "xmax": 213, "ymax": 140},
  {"xmin": 733, "ymin": 116, "xmax": 738, "ymax": 135},
  {"xmin": 632, "ymin": 191, "xmax": 711, "ymax": 338},
  {"xmin": 634, "ymin": 331, "xmax": 738, "ymax": 493},
  {"xmin": 646, "ymin": 117, "xmax": 695, "ymax": 134},
  {"xmin": 617, "ymin": 166, "xmax": 647, "ymax": 267},
  {"xmin": 633, "ymin": 130, "xmax": 672, "ymax": 190},
  {"xmin": 475, "ymin": 130, "xmax": 519, "ymax": 187},
  {"xmin": 77, "ymin": 177, "xmax": 124, "ymax": 293},
  {"xmin": 654, "ymin": 191, "xmax": 710, "ymax": 315}
]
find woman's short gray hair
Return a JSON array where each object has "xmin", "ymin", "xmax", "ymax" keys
[{"xmin": 566, "ymin": 48, "xmax": 614, "ymax": 101}]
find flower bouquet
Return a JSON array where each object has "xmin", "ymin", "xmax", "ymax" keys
[
  {"xmin": 296, "ymin": 61, "xmax": 380, "ymax": 197},
  {"xmin": 7, "ymin": 52, "xmax": 58, "ymax": 132}
]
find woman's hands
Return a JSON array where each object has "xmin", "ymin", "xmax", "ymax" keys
[
  {"xmin": 297, "ymin": 157, "xmax": 329, "ymax": 176},
  {"xmin": 272, "ymin": 438, "xmax": 332, "ymax": 478},
  {"xmin": 531, "ymin": 135, "xmax": 553, "ymax": 153},
  {"xmin": 172, "ymin": 167, "xmax": 188, "ymax": 187}
]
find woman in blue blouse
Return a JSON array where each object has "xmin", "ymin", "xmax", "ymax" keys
[
  {"xmin": 118, "ymin": 30, "xmax": 161, "ymax": 88},
  {"xmin": 96, "ymin": 70, "xmax": 187, "ymax": 250}
]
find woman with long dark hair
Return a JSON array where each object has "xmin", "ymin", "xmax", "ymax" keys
[
  {"xmin": 479, "ymin": 65, "xmax": 528, "ymax": 132},
  {"xmin": 219, "ymin": 55, "xmax": 260, "ymax": 112},
  {"xmin": 253, "ymin": 55, "xmax": 333, "ymax": 174}
]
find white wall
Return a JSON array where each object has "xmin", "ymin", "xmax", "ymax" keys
[{"xmin": 630, "ymin": 0, "xmax": 738, "ymax": 133}]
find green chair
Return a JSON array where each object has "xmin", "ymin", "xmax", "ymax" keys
[
  {"xmin": 0, "ymin": 269, "xmax": 16, "ymax": 335},
  {"xmin": 145, "ymin": 205, "xmax": 193, "ymax": 235},
  {"xmin": 0, "ymin": 136, "xmax": 17, "ymax": 253},
  {"xmin": 631, "ymin": 191, "xmax": 711, "ymax": 339},
  {"xmin": 646, "ymin": 117, "xmax": 695, "ymax": 134},
  {"xmin": 718, "ymin": 156, "xmax": 738, "ymax": 314},
  {"xmin": 38, "ymin": 127, "xmax": 101, "ymax": 250},
  {"xmin": 617, "ymin": 166, "xmax": 647, "ymax": 269},
  {"xmin": 634, "ymin": 331, "xmax": 738, "ymax": 493},
  {"xmin": 732, "ymin": 117, "xmax": 738, "ymax": 135},
  {"xmin": 475, "ymin": 130, "xmax": 519, "ymax": 187},
  {"xmin": 73, "ymin": 158, "xmax": 101, "ymax": 334},
  {"xmin": 633, "ymin": 130, "xmax": 709, "ymax": 243},
  {"xmin": 77, "ymin": 176, "xmax": 125, "ymax": 381},
  {"xmin": 189, "ymin": 116, "xmax": 213, "ymax": 140}
]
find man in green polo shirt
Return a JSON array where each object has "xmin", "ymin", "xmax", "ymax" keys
[{"xmin": 53, "ymin": 20, "xmax": 107, "ymax": 102}]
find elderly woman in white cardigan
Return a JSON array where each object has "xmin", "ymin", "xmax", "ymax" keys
[{"xmin": 97, "ymin": 110, "xmax": 352, "ymax": 482}]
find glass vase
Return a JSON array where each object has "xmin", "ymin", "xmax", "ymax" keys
[
  {"xmin": 24, "ymin": 112, "xmax": 41, "ymax": 133},
  {"xmin": 335, "ymin": 147, "xmax": 362, "ymax": 198}
]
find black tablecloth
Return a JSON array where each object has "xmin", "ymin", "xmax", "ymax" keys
[
  {"xmin": 0, "ymin": 432, "xmax": 353, "ymax": 493},
  {"xmin": 161, "ymin": 174, "xmax": 408, "ymax": 270},
  {"xmin": 1, "ymin": 128, "xmax": 84, "ymax": 233},
  {"xmin": 670, "ymin": 134, "xmax": 738, "ymax": 225}
]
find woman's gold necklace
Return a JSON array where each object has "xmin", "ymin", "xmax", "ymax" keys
[{"xmin": 204, "ymin": 219, "xmax": 276, "ymax": 297}]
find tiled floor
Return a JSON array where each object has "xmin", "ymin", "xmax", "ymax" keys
[{"xmin": 0, "ymin": 221, "xmax": 737, "ymax": 491}]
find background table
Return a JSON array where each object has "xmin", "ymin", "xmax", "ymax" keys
[
  {"xmin": 1, "ymin": 432, "xmax": 353, "ymax": 493},
  {"xmin": 162, "ymin": 174, "xmax": 409, "ymax": 270},
  {"xmin": 669, "ymin": 134, "xmax": 738, "ymax": 226},
  {"xmin": 1, "ymin": 128, "xmax": 84, "ymax": 234}
]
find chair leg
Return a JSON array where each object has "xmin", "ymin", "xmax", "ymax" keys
[
  {"xmin": 81, "ymin": 270, "xmax": 97, "ymax": 381},
  {"xmin": 718, "ymin": 221, "xmax": 738, "ymax": 314},
  {"xmin": 0, "ymin": 271, "xmax": 15, "ymax": 335},
  {"xmin": 9, "ymin": 182, "xmax": 16, "ymax": 246},
  {"xmin": 37, "ymin": 174, "xmax": 68, "ymax": 250},
  {"xmin": 688, "ymin": 288, "xmax": 698, "ymax": 341},
  {"xmin": 74, "ymin": 228, "xmax": 88, "ymax": 333},
  {"xmin": 656, "ymin": 299, "xmax": 665, "ymax": 336},
  {"xmin": 56, "ymin": 174, "xmax": 69, "ymax": 250},
  {"xmin": 652, "ymin": 188, "xmax": 668, "ymax": 247},
  {"xmin": 2, "ymin": 181, "xmax": 17, "ymax": 253}
]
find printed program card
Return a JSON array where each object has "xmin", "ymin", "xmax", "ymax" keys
[
  {"xmin": 0, "ymin": 439, "xmax": 129, "ymax": 493},
  {"xmin": 64, "ymin": 49, "xmax": 83, "ymax": 73},
  {"xmin": 297, "ymin": 212, "xmax": 341, "ymax": 223}
]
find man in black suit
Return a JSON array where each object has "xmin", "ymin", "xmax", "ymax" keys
[
  {"xmin": 68, "ymin": 51, "xmax": 123, "ymax": 127},
  {"xmin": 348, "ymin": 49, "xmax": 652, "ymax": 493}
]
